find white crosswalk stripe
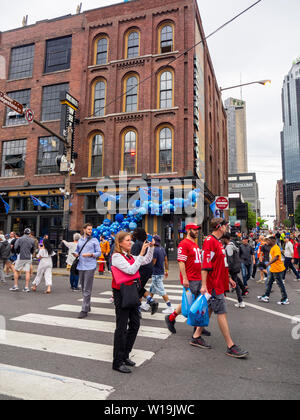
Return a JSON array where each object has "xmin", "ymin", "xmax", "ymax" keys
[
  {"xmin": 0, "ymin": 282, "xmax": 181, "ymax": 399},
  {"xmin": 11, "ymin": 313, "xmax": 171, "ymax": 340},
  {"xmin": 0, "ymin": 363, "xmax": 114, "ymax": 400},
  {"xmin": 50, "ymin": 304, "xmax": 186, "ymax": 323},
  {"xmin": 0, "ymin": 330, "xmax": 154, "ymax": 367},
  {"xmin": 101, "ymin": 291, "xmax": 182, "ymax": 302}
]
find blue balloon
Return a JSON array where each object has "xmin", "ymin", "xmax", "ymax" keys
[
  {"xmin": 115, "ymin": 214, "xmax": 124, "ymax": 223},
  {"xmin": 129, "ymin": 222, "xmax": 137, "ymax": 230},
  {"xmin": 103, "ymin": 219, "xmax": 111, "ymax": 226}
]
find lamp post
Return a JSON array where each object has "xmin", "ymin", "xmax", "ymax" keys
[{"xmin": 220, "ymin": 79, "xmax": 271, "ymax": 92}]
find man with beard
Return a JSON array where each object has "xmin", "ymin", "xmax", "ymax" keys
[
  {"xmin": 200, "ymin": 218, "xmax": 249, "ymax": 358},
  {"xmin": 165, "ymin": 223, "xmax": 210, "ymax": 344}
]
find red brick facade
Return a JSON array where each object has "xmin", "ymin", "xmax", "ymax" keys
[{"xmin": 0, "ymin": 0, "xmax": 227, "ymax": 240}]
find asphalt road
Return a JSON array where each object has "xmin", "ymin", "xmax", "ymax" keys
[{"xmin": 0, "ymin": 271, "xmax": 299, "ymax": 401}]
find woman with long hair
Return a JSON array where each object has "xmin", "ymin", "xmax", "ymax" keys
[
  {"xmin": 111, "ymin": 231, "xmax": 155, "ymax": 374},
  {"xmin": 31, "ymin": 239, "xmax": 55, "ymax": 294}
]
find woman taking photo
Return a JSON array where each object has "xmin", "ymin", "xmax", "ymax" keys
[{"xmin": 111, "ymin": 231, "xmax": 155, "ymax": 374}]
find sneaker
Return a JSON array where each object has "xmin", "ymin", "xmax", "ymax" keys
[
  {"xmin": 277, "ymin": 298, "xmax": 290, "ymax": 305},
  {"xmin": 141, "ymin": 302, "xmax": 150, "ymax": 312},
  {"xmin": 190, "ymin": 337, "xmax": 212, "ymax": 349},
  {"xmin": 23, "ymin": 287, "xmax": 30, "ymax": 293},
  {"xmin": 226, "ymin": 344, "xmax": 249, "ymax": 359},
  {"xmin": 78, "ymin": 311, "xmax": 88, "ymax": 319},
  {"xmin": 9, "ymin": 285, "xmax": 19, "ymax": 292},
  {"xmin": 258, "ymin": 295, "xmax": 269, "ymax": 303},
  {"xmin": 165, "ymin": 315, "xmax": 176, "ymax": 334},
  {"xmin": 235, "ymin": 302, "xmax": 246, "ymax": 308},
  {"xmin": 149, "ymin": 300, "xmax": 159, "ymax": 315},
  {"xmin": 162, "ymin": 306, "xmax": 175, "ymax": 314}
]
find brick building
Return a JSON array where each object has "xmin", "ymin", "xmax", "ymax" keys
[{"xmin": 0, "ymin": 0, "xmax": 227, "ymax": 257}]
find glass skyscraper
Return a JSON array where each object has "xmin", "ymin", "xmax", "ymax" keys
[{"xmin": 281, "ymin": 58, "xmax": 300, "ymax": 219}]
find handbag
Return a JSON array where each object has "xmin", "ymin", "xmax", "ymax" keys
[
  {"xmin": 120, "ymin": 281, "xmax": 141, "ymax": 310},
  {"xmin": 71, "ymin": 237, "xmax": 91, "ymax": 275},
  {"xmin": 111, "ymin": 265, "xmax": 140, "ymax": 286}
]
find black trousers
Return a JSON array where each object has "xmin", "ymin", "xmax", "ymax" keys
[
  {"xmin": 230, "ymin": 272, "xmax": 247, "ymax": 303},
  {"xmin": 113, "ymin": 288, "xmax": 140, "ymax": 369}
]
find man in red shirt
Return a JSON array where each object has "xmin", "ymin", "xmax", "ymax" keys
[
  {"xmin": 200, "ymin": 218, "xmax": 249, "ymax": 358},
  {"xmin": 165, "ymin": 223, "xmax": 210, "ymax": 340}
]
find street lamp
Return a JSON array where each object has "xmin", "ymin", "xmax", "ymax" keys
[{"xmin": 220, "ymin": 79, "xmax": 271, "ymax": 92}]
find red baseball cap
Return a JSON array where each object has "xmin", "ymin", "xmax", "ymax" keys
[{"xmin": 185, "ymin": 223, "xmax": 201, "ymax": 231}]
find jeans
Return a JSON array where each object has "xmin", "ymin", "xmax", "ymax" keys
[
  {"xmin": 283, "ymin": 257, "xmax": 300, "ymax": 279},
  {"xmin": 70, "ymin": 272, "xmax": 79, "ymax": 289},
  {"xmin": 265, "ymin": 271, "xmax": 288, "ymax": 301},
  {"xmin": 241, "ymin": 263, "xmax": 252, "ymax": 286}
]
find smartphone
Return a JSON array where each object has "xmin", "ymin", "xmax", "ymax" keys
[{"xmin": 147, "ymin": 234, "xmax": 153, "ymax": 243}]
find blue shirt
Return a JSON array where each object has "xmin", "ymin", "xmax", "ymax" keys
[
  {"xmin": 75, "ymin": 237, "xmax": 101, "ymax": 271},
  {"xmin": 153, "ymin": 246, "xmax": 167, "ymax": 275}
]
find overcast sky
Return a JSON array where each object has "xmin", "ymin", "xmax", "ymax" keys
[{"xmin": 1, "ymin": 0, "xmax": 299, "ymax": 222}]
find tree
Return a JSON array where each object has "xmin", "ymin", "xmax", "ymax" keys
[
  {"xmin": 283, "ymin": 219, "xmax": 292, "ymax": 228},
  {"xmin": 257, "ymin": 217, "xmax": 267, "ymax": 228},
  {"xmin": 295, "ymin": 202, "xmax": 300, "ymax": 226},
  {"xmin": 246, "ymin": 202, "xmax": 257, "ymax": 230}
]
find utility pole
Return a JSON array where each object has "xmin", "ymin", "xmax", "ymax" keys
[{"xmin": 62, "ymin": 125, "xmax": 73, "ymax": 231}]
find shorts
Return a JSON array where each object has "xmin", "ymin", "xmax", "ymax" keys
[
  {"xmin": 208, "ymin": 290, "xmax": 227, "ymax": 315},
  {"xmin": 188, "ymin": 280, "xmax": 202, "ymax": 299},
  {"xmin": 14, "ymin": 260, "xmax": 32, "ymax": 273},
  {"xmin": 150, "ymin": 275, "xmax": 166, "ymax": 296}
]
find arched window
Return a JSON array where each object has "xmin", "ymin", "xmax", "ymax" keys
[
  {"xmin": 157, "ymin": 126, "xmax": 173, "ymax": 173},
  {"xmin": 159, "ymin": 24, "xmax": 174, "ymax": 54},
  {"xmin": 124, "ymin": 75, "xmax": 138, "ymax": 112},
  {"xmin": 126, "ymin": 30, "xmax": 140, "ymax": 58},
  {"xmin": 159, "ymin": 70, "xmax": 174, "ymax": 109},
  {"xmin": 122, "ymin": 129, "xmax": 137, "ymax": 175},
  {"xmin": 95, "ymin": 36, "xmax": 108, "ymax": 65},
  {"xmin": 90, "ymin": 133, "xmax": 104, "ymax": 177},
  {"xmin": 92, "ymin": 79, "xmax": 106, "ymax": 117}
]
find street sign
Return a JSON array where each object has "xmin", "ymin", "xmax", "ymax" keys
[
  {"xmin": 0, "ymin": 90, "xmax": 24, "ymax": 114},
  {"xmin": 60, "ymin": 92, "xmax": 79, "ymax": 110},
  {"xmin": 215, "ymin": 196, "xmax": 229, "ymax": 211},
  {"xmin": 25, "ymin": 108, "xmax": 34, "ymax": 123}
]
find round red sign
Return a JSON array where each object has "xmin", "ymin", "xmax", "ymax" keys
[{"xmin": 215, "ymin": 196, "xmax": 229, "ymax": 210}]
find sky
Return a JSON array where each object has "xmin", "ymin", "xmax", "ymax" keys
[{"xmin": 1, "ymin": 0, "xmax": 299, "ymax": 223}]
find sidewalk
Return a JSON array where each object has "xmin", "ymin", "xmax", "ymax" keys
[{"xmin": 33, "ymin": 260, "xmax": 180, "ymax": 281}]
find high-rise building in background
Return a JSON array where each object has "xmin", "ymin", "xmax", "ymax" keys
[
  {"xmin": 281, "ymin": 58, "xmax": 300, "ymax": 222},
  {"xmin": 275, "ymin": 179, "xmax": 287, "ymax": 227},
  {"xmin": 225, "ymin": 98, "xmax": 248, "ymax": 175}
]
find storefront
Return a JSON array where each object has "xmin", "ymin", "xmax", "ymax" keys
[{"xmin": 2, "ymin": 188, "xmax": 64, "ymax": 240}]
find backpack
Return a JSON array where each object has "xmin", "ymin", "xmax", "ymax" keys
[
  {"xmin": 0, "ymin": 241, "xmax": 11, "ymax": 260},
  {"xmin": 226, "ymin": 243, "xmax": 241, "ymax": 274}
]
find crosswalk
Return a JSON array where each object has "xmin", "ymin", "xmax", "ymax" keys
[{"xmin": 0, "ymin": 283, "xmax": 184, "ymax": 400}]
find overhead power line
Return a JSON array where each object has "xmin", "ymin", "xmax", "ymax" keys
[{"xmin": 90, "ymin": 0, "xmax": 263, "ymax": 118}]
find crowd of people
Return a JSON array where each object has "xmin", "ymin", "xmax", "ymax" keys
[{"xmin": 0, "ymin": 222, "xmax": 299, "ymax": 374}]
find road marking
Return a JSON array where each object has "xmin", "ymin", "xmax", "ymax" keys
[
  {"xmin": 0, "ymin": 363, "xmax": 114, "ymax": 400},
  {"xmin": 100, "ymin": 291, "xmax": 182, "ymax": 302},
  {"xmin": 0, "ymin": 330, "xmax": 154, "ymax": 367},
  {"xmin": 11, "ymin": 314, "xmax": 170, "ymax": 340},
  {"xmin": 51, "ymin": 304, "xmax": 186, "ymax": 323},
  {"xmin": 226, "ymin": 297, "xmax": 299, "ymax": 322}
]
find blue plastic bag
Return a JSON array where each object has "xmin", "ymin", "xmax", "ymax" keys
[
  {"xmin": 187, "ymin": 295, "xmax": 209, "ymax": 327},
  {"xmin": 181, "ymin": 287, "xmax": 195, "ymax": 318}
]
